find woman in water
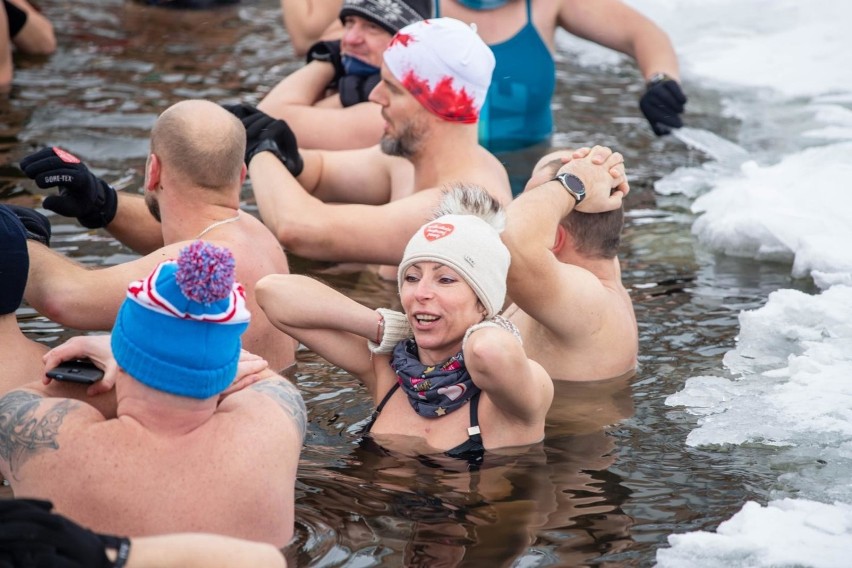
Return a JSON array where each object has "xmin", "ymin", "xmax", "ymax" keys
[{"xmin": 257, "ymin": 184, "xmax": 553, "ymax": 463}]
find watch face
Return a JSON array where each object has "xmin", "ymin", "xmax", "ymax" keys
[{"xmin": 556, "ymin": 173, "xmax": 586, "ymax": 203}]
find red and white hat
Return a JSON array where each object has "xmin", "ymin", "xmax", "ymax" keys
[{"xmin": 383, "ymin": 17, "xmax": 495, "ymax": 124}]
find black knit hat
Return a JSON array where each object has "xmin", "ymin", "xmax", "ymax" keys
[{"xmin": 339, "ymin": 0, "xmax": 432, "ymax": 35}]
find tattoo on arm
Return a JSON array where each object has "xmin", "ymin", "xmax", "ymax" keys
[
  {"xmin": 0, "ymin": 391, "xmax": 79, "ymax": 481},
  {"xmin": 250, "ymin": 379, "xmax": 307, "ymax": 440}
]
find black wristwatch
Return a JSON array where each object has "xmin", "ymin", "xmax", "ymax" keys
[{"xmin": 552, "ymin": 172, "xmax": 586, "ymax": 204}]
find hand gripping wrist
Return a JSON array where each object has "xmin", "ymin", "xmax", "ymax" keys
[
  {"xmin": 243, "ymin": 115, "xmax": 304, "ymax": 177},
  {"xmin": 368, "ymin": 308, "xmax": 412, "ymax": 354},
  {"xmin": 462, "ymin": 315, "xmax": 523, "ymax": 351},
  {"xmin": 249, "ymin": 138, "xmax": 304, "ymax": 177}
]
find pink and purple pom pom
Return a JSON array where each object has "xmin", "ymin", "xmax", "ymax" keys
[{"xmin": 175, "ymin": 240, "xmax": 236, "ymax": 304}]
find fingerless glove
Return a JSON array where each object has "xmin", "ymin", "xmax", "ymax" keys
[{"xmin": 368, "ymin": 308, "xmax": 413, "ymax": 355}]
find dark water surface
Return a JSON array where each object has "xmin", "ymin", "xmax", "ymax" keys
[{"xmin": 1, "ymin": 1, "xmax": 815, "ymax": 566}]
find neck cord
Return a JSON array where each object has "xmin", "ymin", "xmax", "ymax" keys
[{"xmin": 194, "ymin": 211, "xmax": 241, "ymax": 239}]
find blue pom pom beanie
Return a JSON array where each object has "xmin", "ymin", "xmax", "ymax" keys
[{"xmin": 111, "ymin": 241, "xmax": 251, "ymax": 399}]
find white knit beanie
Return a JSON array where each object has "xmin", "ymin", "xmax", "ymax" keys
[{"xmin": 398, "ymin": 212, "xmax": 509, "ymax": 318}]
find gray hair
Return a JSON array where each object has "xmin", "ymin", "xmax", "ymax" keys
[{"xmin": 433, "ymin": 183, "xmax": 505, "ymax": 232}]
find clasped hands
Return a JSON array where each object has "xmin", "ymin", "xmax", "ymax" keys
[{"xmin": 553, "ymin": 145, "xmax": 629, "ymax": 214}]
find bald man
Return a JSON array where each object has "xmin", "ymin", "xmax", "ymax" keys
[{"xmin": 19, "ymin": 99, "xmax": 296, "ymax": 372}]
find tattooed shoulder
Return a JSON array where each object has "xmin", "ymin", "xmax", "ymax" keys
[
  {"xmin": 0, "ymin": 391, "xmax": 80, "ymax": 481},
  {"xmin": 250, "ymin": 379, "xmax": 307, "ymax": 440}
]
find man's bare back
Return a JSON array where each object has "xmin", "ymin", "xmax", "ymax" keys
[{"xmin": 4, "ymin": 380, "xmax": 302, "ymax": 546}]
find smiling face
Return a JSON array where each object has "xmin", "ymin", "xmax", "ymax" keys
[
  {"xmin": 400, "ymin": 262, "xmax": 486, "ymax": 365},
  {"xmin": 370, "ymin": 64, "xmax": 429, "ymax": 158},
  {"xmin": 340, "ymin": 15, "xmax": 393, "ymax": 68}
]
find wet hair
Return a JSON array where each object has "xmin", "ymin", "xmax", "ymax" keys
[
  {"xmin": 150, "ymin": 100, "xmax": 245, "ymax": 191},
  {"xmin": 537, "ymin": 158, "xmax": 624, "ymax": 259}
]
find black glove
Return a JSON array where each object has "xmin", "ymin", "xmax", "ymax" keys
[
  {"xmin": 0, "ymin": 498, "xmax": 130, "ymax": 568},
  {"xmin": 639, "ymin": 74, "xmax": 687, "ymax": 136},
  {"xmin": 339, "ymin": 73, "xmax": 381, "ymax": 107},
  {"xmin": 306, "ymin": 39, "xmax": 344, "ymax": 87},
  {"xmin": 242, "ymin": 112, "xmax": 304, "ymax": 176},
  {"xmin": 19, "ymin": 147, "xmax": 118, "ymax": 229},
  {"xmin": 4, "ymin": 204, "xmax": 51, "ymax": 246},
  {"xmin": 221, "ymin": 102, "xmax": 261, "ymax": 121}
]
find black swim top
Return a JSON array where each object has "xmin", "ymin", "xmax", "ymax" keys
[{"xmin": 362, "ymin": 383, "xmax": 485, "ymax": 466}]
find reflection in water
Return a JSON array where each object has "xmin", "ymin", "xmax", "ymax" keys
[{"xmin": 288, "ymin": 370, "xmax": 637, "ymax": 567}]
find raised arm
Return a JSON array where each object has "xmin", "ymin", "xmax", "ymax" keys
[
  {"xmin": 558, "ymin": 0, "xmax": 679, "ymax": 80},
  {"xmin": 258, "ymin": 61, "xmax": 383, "ymax": 150},
  {"xmin": 260, "ymin": 60, "xmax": 339, "ymax": 110},
  {"xmin": 248, "ymin": 150, "xmax": 425, "ymax": 264},
  {"xmin": 256, "ymin": 274, "xmax": 384, "ymax": 388},
  {"xmin": 19, "ymin": 147, "xmax": 164, "ymax": 254},
  {"xmin": 7, "ymin": 0, "xmax": 56, "ymax": 56},
  {"xmin": 559, "ymin": 0, "xmax": 686, "ymax": 134},
  {"xmin": 502, "ymin": 147, "xmax": 627, "ymax": 336},
  {"xmin": 279, "ymin": 0, "xmax": 344, "ymax": 56},
  {"xmin": 463, "ymin": 325, "xmax": 552, "ymax": 424},
  {"xmin": 24, "ymin": 240, "xmax": 173, "ymax": 330}
]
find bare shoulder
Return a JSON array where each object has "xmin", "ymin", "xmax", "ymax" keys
[
  {"xmin": 247, "ymin": 378, "xmax": 307, "ymax": 441},
  {"xmin": 233, "ymin": 214, "xmax": 290, "ymax": 266},
  {"xmin": 0, "ymin": 389, "xmax": 102, "ymax": 481},
  {"xmin": 463, "ymin": 149, "xmax": 513, "ymax": 203}
]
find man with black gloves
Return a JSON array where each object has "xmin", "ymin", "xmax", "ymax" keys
[
  {"xmin": 232, "ymin": 17, "xmax": 512, "ymax": 279},
  {"xmin": 257, "ymin": 0, "xmax": 431, "ymax": 150},
  {"xmin": 16, "ymin": 99, "xmax": 297, "ymax": 373}
]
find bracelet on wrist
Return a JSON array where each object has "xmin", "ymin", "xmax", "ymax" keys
[{"xmin": 375, "ymin": 313, "xmax": 385, "ymax": 345}]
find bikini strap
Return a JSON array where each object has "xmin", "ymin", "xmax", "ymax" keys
[
  {"xmin": 525, "ymin": 0, "xmax": 532, "ymax": 21},
  {"xmin": 466, "ymin": 392, "xmax": 482, "ymax": 444},
  {"xmin": 434, "ymin": 0, "xmax": 441, "ymax": 17},
  {"xmin": 376, "ymin": 382, "xmax": 400, "ymax": 413},
  {"xmin": 362, "ymin": 382, "xmax": 400, "ymax": 435}
]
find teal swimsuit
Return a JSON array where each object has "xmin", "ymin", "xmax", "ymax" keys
[{"xmin": 435, "ymin": 0, "xmax": 556, "ymax": 153}]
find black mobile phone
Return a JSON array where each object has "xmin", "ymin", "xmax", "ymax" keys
[{"xmin": 46, "ymin": 359, "xmax": 104, "ymax": 385}]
